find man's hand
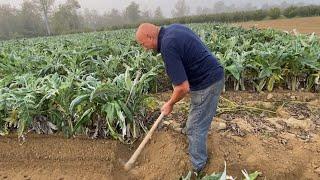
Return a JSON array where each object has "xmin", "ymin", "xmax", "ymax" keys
[
  {"xmin": 160, "ymin": 80, "xmax": 190, "ymax": 116},
  {"xmin": 161, "ymin": 101, "xmax": 174, "ymax": 116}
]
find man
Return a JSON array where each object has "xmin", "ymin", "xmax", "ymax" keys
[{"xmin": 135, "ymin": 23, "xmax": 224, "ymax": 173}]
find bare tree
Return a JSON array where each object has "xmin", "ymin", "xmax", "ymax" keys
[
  {"xmin": 124, "ymin": 2, "xmax": 140, "ymax": 23},
  {"xmin": 34, "ymin": 0, "xmax": 55, "ymax": 35},
  {"xmin": 82, "ymin": 9, "xmax": 100, "ymax": 31},
  {"xmin": 154, "ymin": 6, "xmax": 164, "ymax": 19},
  {"xmin": 20, "ymin": 0, "xmax": 44, "ymax": 37},
  {"xmin": 172, "ymin": 0, "xmax": 190, "ymax": 17},
  {"xmin": 0, "ymin": 4, "xmax": 20, "ymax": 39},
  {"xmin": 196, "ymin": 6, "xmax": 212, "ymax": 15},
  {"xmin": 141, "ymin": 9, "xmax": 151, "ymax": 20},
  {"xmin": 51, "ymin": 0, "xmax": 81, "ymax": 34},
  {"xmin": 105, "ymin": 8, "xmax": 124, "ymax": 26},
  {"xmin": 213, "ymin": 1, "xmax": 227, "ymax": 14}
]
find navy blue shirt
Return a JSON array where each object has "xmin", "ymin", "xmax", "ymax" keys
[{"xmin": 157, "ymin": 24, "xmax": 224, "ymax": 91}]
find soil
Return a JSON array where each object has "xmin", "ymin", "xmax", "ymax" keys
[
  {"xmin": 234, "ymin": 16, "xmax": 320, "ymax": 35},
  {"xmin": 1, "ymin": 91, "xmax": 320, "ymax": 180}
]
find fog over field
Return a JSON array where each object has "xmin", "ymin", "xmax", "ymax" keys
[
  {"xmin": 0, "ymin": 0, "xmax": 319, "ymax": 39},
  {"xmin": 1, "ymin": 0, "xmax": 319, "ymax": 17}
]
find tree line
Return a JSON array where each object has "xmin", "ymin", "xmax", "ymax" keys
[
  {"xmin": 0, "ymin": 0, "xmax": 166, "ymax": 40},
  {"xmin": 0, "ymin": 0, "xmax": 320, "ymax": 40},
  {"xmin": 108, "ymin": 5, "xmax": 320, "ymax": 32}
]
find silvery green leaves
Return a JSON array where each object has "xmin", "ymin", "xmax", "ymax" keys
[
  {"xmin": 181, "ymin": 161, "xmax": 231, "ymax": 180},
  {"xmin": 191, "ymin": 24, "xmax": 320, "ymax": 92},
  {"xmin": 67, "ymin": 64, "xmax": 156, "ymax": 141},
  {"xmin": 241, "ymin": 170, "xmax": 261, "ymax": 180},
  {"xmin": 181, "ymin": 161, "xmax": 261, "ymax": 180},
  {"xmin": 0, "ymin": 29, "xmax": 159, "ymax": 141},
  {"xmin": 1, "ymin": 24, "xmax": 319, "ymax": 141}
]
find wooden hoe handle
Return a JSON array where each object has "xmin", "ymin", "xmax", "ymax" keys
[{"xmin": 124, "ymin": 112, "xmax": 165, "ymax": 171}]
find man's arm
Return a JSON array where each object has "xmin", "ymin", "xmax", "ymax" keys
[{"xmin": 161, "ymin": 80, "xmax": 190, "ymax": 115}]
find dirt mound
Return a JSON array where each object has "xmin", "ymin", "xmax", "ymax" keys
[
  {"xmin": 132, "ymin": 131, "xmax": 189, "ymax": 179},
  {"xmin": 1, "ymin": 129, "xmax": 320, "ymax": 180}
]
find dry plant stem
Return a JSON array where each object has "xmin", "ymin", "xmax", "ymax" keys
[{"xmin": 218, "ymin": 96, "xmax": 276, "ymax": 115}]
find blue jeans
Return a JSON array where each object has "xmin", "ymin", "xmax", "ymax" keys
[{"xmin": 186, "ymin": 78, "xmax": 224, "ymax": 171}]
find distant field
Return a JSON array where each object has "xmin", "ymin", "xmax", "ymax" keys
[{"xmin": 235, "ymin": 16, "xmax": 320, "ymax": 35}]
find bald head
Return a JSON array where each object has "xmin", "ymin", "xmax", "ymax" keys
[{"xmin": 136, "ymin": 23, "xmax": 160, "ymax": 50}]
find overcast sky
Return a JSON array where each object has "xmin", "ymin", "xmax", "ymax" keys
[{"xmin": 1, "ymin": 0, "xmax": 319, "ymax": 17}]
